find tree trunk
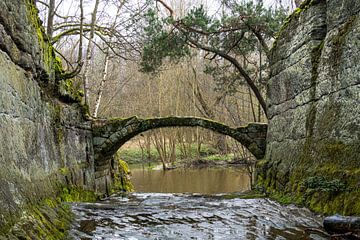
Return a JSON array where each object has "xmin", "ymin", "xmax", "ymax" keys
[
  {"xmin": 248, "ymin": 88, "xmax": 257, "ymax": 122},
  {"xmin": 294, "ymin": 0, "xmax": 302, "ymax": 7},
  {"xmin": 145, "ymin": 133, "xmax": 152, "ymax": 162},
  {"xmin": 78, "ymin": 0, "xmax": 84, "ymax": 64},
  {"xmin": 93, "ymin": 49, "xmax": 110, "ymax": 117},
  {"xmin": 186, "ymin": 37, "xmax": 268, "ymax": 117},
  {"xmin": 46, "ymin": 0, "xmax": 55, "ymax": 39},
  {"xmin": 83, "ymin": 0, "xmax": 100, "ymax": 108},
  {"xmin": 92, "ymin": 5, "xmax": 122, "ymax": 117}
]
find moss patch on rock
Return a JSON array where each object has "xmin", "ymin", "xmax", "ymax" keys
[
  {"xmin": 111, "ymin": 153, "xmax": 134, "ymax": 193},
  {"xmin": 5, "ymin": 198, "xmax": 73, "ymax": 240},
  {"xmin": 58, "ymin": 78, "xmax": 84, "ymax": 103},
  {"xmin": 59, "ymin": 186, "xmax": 99, "ymax": 203},
  {"xmin": 257, "ymin": 140, "xmax": 360, "ymax": 215},
  {"xmin": 271, "ymin": 0, "xmax": 321, "ymax": 51},
  {"xmin": 25, "ymin": 0, "xmax": 84, "ymax": 104}
]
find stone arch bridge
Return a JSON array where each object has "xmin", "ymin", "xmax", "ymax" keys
[{"xmin": 92, "ymin": 116, "xmax": 267, "ymax": 167}]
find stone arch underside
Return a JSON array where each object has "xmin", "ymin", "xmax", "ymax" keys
[{"xmin": 92, "ymin": 116, "xmax": 267, "ymax": 166}]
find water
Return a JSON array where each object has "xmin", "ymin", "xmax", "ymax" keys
[
  {"xmin": 69, "ymin": 166, "xmax": 328, "ymax": 239},
  {"xmin": 130, "ymin": 166, "xmax": 251, "ymax": 193}
]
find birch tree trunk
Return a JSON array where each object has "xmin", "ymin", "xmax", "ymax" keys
[
  {"xmin": 93, "ymin": 49, "xmax": 110, "ymax": 117},
  {"xmin": 77, "ymin": 0, "xmax": 84, "ymax": 66},
  {"xmin": 83, "ymin": 0, "xmax": 100, "ymax": 108},
  {"xmin": 92, "ymin": 5, "xmax": 123, "ymax": 117}
]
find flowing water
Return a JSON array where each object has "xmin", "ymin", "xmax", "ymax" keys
[{"xmin": 69, "ymin": 166, "xmax": 328, "ymax": 239}]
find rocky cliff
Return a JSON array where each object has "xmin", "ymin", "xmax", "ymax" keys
[
  {"xmin": 260, "ymin": 0, "xmax": 360, "ymax": 215},
  {"xmin": 0, "ymin": 0, "xmax": 98, "ymax": 237}
]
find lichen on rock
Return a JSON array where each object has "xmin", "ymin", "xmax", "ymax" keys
[{"xmin": 261, "ymin": 0, "xmax": 360, "ymax": 215}]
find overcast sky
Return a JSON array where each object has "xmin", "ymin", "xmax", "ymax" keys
[{"xmin": 41, "ymin": 0, "xmax": 294, "ymax": 16}]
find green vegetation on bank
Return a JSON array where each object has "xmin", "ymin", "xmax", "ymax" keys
[
  {"xmin": 118, "ymin": 143, "xmax": 218, "ymax": 164},
  {"xmin": 117, "ymin": 143, "xmax": 249, "ymax": 166}
]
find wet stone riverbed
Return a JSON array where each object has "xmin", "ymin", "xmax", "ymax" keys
[
  {"xmin": 69, "ymin": 193, "xmax": 328, "ymax": 239},
  {"xmin": 69, "ymin": 166, "xmax": 328, "ymax": 239}
]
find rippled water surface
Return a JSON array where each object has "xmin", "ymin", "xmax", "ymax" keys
[
  {"xmin": 70, "ymin": 166, "xmax": 327, "ymax": 239},
  {"xmin": 70, "ymin": 193, "xmax": 327, "ymax": 239}
]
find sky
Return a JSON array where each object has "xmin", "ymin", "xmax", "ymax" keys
[{"xmin": 38, "ymin": 0, "xmax": 295, "ymax": 22}]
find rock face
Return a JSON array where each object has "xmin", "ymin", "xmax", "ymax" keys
[
  {"xmin": 260, "ymin": 0, "xmax": 360, "ymax": 215},
  {"xmin": 0, "ymin": 0, "xmax": 99, "ymax": 236}
]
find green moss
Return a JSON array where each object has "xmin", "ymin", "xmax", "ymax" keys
[
  {"xmin": 305, "ymin": 191, "xmax": 360, "ymax": 215},
  {"xmin": 258, "ymin": 162, "xmax": 360, "ymax": 215},
  {"xmin": 271, "ymin": 192, "xmax": 294, "ymax": 205},
  {"xmin": 59, "ymin": 167, "xmax": 69, "ymax": 176},
  {"xmin": 302, "ymin": 176, "xmax": 346, "ymax": 193},
  {"xmin": 6, "ymin": 198, "xmax": 73, "ymax": 239},
  {"xmin": 26, "ymin": 1, "xmax": 66, "ymax": 83},
  {"xmin": 26, "ymin": 0, "xmax": 56, "ymax": 78},
  {"xmin": 58, "ymin": 78, "xmax": 83, "ymax": 103},
  {"xmin": 26, "ymin": 0, "xmax": 81, "ymax": 102},
  {"xmin": 271, "ymin": 0, "xmax": 318, "ymax": 51},
  {"xmin": 53, "ymin": 56, "xmax": 64, "ymax": 76},
  {"xmin": 257, "ymin": 137, "xmax": 360, "ymax": 215},
  {"xmin": 59, "ymin": 186, "xmax": 99, "ymax": 202},
  {"xmin": 80, "ymin": 102, "xmax": 91, "ymax": 119},
  {"xmin": 111, "ymin": 158, "xmax": 134, "ymax": 193}
]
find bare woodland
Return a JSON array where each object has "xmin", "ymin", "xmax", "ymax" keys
[{"xmin": 36, "ymin": 0, "xmax": 300, "ymax": 167}]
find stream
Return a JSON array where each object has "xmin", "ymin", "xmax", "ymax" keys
[{"xmin": 69, "ymin": 166, "xmax": 328, "ymax": 239}]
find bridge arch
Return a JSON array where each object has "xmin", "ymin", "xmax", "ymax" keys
[{"xmin": 92, "ymin": 116, "xmax": 267, "ymax": 165}]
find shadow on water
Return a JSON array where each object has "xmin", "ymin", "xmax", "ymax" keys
[{"xmin": 70, "ymin": 166, "xmax": 328, "ymax": 239}]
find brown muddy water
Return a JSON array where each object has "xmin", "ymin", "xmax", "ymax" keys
[
  {"xmin": 69, "ymin": 166, "xmax": 328, "ymax": 239},
  {"xmin": 130, "ymin": 166, "xmax": 251, "ymax": 193}
]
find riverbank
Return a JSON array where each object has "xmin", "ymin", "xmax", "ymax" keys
[{"xmin": 118, "ymin": 142, "xmax": 255, "ymax": 170}]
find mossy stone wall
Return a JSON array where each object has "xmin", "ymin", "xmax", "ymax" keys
[
  {"xmin": 261, "ymin": 0, "xmax": 360, "ymax": 215},
  {"xmin": 0, "ymin": 0, "xmax": 99, "ymax": 237}
]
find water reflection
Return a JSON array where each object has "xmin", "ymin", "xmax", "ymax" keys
[{"xmin": 130, "ymin": 165, "xmax": 251, "ymax": 194}]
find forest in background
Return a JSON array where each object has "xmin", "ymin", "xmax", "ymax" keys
[{"xmin": 36, "ymin": 0, "xmax": 299, "ymax": 167}]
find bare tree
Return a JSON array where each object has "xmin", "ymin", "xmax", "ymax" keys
[
  {"xmin": 82, "ymin": 0, "xmax": 100, "ymax": 106},
  {"xmin": 46, "ymin": 0, "xmax": 55, "ymax": 39},
  {"xmin": 93, "ymin": 4, "xmax": 124, "ymax": 117}
]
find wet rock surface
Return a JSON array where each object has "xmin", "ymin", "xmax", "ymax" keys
[{"xmin": 323, "ymin": 215, "xmax": 360, "ymax": 235}]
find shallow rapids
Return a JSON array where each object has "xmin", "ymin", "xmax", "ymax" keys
[{"xmin": 69, "ymin": 193, "xmax": 327, "ymax": 239}]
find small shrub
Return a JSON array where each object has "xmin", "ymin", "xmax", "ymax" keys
[{"xmin": 302, "ymin": 176, "xmax": 346, "ymax": 193}]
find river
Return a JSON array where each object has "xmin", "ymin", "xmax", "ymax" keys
[{"xmin": 69, "ymin": 165, "xmax": 328, "ymax": 239}]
